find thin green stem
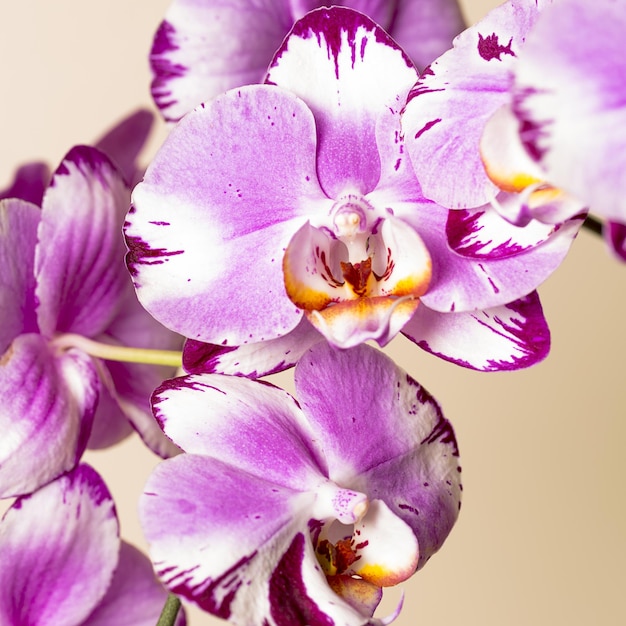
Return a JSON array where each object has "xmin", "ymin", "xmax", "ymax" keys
[
  {"xmin": 52, "ymin": 334, "xmax": 182, "ymax": 367},
  {"xmin": 156, "ymin": 594, "xmax": 181, "ymax": 626}
]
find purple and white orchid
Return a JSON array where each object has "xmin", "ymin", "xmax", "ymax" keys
[
  {"xmin": 0, "ymin": 464, "xmax": 183, "ymax": 625},
  {"xmin": 0, "ymin": 146, "xmax": 180, "ymax": 499},
  {"xmin": 140, "ymin": 341, "xmax": 461, "ymax": 625},
  {"xmin": 150, "ymin": 0, "xmax": 466, "ymax": 122},
  {"xmin": 509, "ymin": 0, "xmax": 626, "ymax": 258},
  {"xmin": 127, "ymin": 7, "xmax": 578, "ymax": 374},
  {"xmin": 401, "ymin": 0, "xmax": 587, "ymax": 226}
]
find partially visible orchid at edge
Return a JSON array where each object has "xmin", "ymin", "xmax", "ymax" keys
[
  {"xmin": 402, "ymin": 0, "xmax": 625, "ymax": 260},
  {"xmin": 0, "ymin": 463, "xmax": 185, "ymax": 625},
  {"xmin": 150, "ymin": 0, "xmax": 467, "ymax": 122},
  {"xmin": 0, "ymin": 144, "xmax": 181, "ymax": 499},
  {"xmin": 140, "ymin": 341, "xmax": 461, "ymax": 626},
  {"xmin": 126, "ymin": 6, "xmax": 579, "ymax": 379}
]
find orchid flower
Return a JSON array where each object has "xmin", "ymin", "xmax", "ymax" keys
[
  {"xmin": 127, "ymin": 7, "xmax": 579, "ymax": 374},
  {"xmin": 509, "ymin": 0, "xmax": 626, "ymax": 259},
  {"xmin": 0, "ymin": 464, "xmax": 184, "ymax": 625},
  {"xmin": 140, "ymin": 341, "xmax": 461, "ymax": 625},
  {"xmin": 150, "ymin": 0, "xmax": 466, "ymax": 122},
  {"xmin": 0, "ymin": 146, "xmax": 181, "ymax": 499},
  {"xmin": 402, "ymin": 0, "xmax": 589, "ymax": 233}
]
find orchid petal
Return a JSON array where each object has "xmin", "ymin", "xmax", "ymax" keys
[
  {"xmin": 403, "ymin": 292, "xmax": 550, "ymax": 371},
  {"xmin": 141, "ymin": 454, "xmax": 312, "ymax": 622},
  {"xmin": 0, "ymin": 465, "xmax": 118, "ymax": 626},
  {"xmin": 267, "ymin": 6, "xmax": 418, "ymax": 198},
  {"xmin": 152, "ymin": 373, "xmax": 324, "ymax": 488},
  {"xmin": 90, "ymin": 287, "xmax": 183, "ymax": 457},
  {"xmin": 349, "ymin": 499, "xmax": 419, "ymax": 586},
  {"xmin": 386, "ymin": 0, "xmax": 466, "ymax": 71},
  {"xmin": 446, "ymin": 205, "xmax": 561, "ymax": 260},
  {"xmin": 0, "ymin": 334, "xmax": 98, "ymax": 498},
  {"xmin": 410, "ymin": 207, "xmax": 582, "ymax": 312},
  {"xmin": 84, "ymin": 541, "xmax": 182, "ymax": 626},
  {"xmin": 151, "ymin": 0, "xmax": 294, "ymax": 121},
  {"xmin": 513, "ymin": 0, "xmax": 626, "ymax": 222},
  {"xmin": 94, "ymin": 109, "xmax": 154, "ymax": 187},
  {"xmin": 0, "ymin": 198, "xmax": 39, "ymax": 353},
  {"xmin": 606, "ymin": 220, "xmax": 626, "ymax": 262},
  {"xmin": 36, "ymin": 146, "xmax": 130, "ymax": 338},
  {"xmin": 183, "ymin": 317, "xmax": 321, "ymax": 378},
  {"xmin": 268, "ymin": 531, "xmax": 387, "ymax": 626},
  {"xmin": 0, "ymin": 161, "xmax": 50, "ymax": 205},
  {"xmin": 295, "ymin": 342, "xmax": 461, "ymax": 567},
  {"xmin": 403, "ymin": 0, "xmax": 546, "ymax": 208},
  {"xmin": 127, "ymin": 85, "xmax": 327, "ymax": 345},
  {"xmin": 306, "ymin": 296, "xmax": 419, "ymax": 348},
  {"xmin": 326, "ymin": 575, "xmax": 382, "ymax": 618}
]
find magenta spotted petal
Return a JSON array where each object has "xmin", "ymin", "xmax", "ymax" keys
[
  {"xmin": 512, "ymin": 0, "xmax": 626, "ymax": 223},
  {"xmin": 403, "ymin": 0, "xmax": 549, "ymax": 210},
  {"xmin": 150, "ymin": 0, "xmax": 465, "ymax": 122},
  {"xmin": 141, "ymin": 342, "xmax": 461, "ymax": 624}
]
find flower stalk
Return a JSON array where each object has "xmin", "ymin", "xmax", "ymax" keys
[{"xmin": 156, "ymin": 594, "xmax": 181, "ymax": 626}]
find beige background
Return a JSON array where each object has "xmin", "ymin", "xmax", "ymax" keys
[{"xmin": 1, "ymin": 1, "xmax": 625, "ymax": 624}]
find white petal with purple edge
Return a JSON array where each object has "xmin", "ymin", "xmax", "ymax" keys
[
  {"xmin": 36, "ymin": 146, "xmax": 130, "ymax": 338},
  {"xmin": 267, "ymin": 6, "xmax": 418, "ymax": 198},
  {"xmin": 141, "ymin": 454, "xmax": 314, "ymax": 623},
  {"xmin": 0, "ymin": 465, "xmax": 118, "ymax": 626},
  {"xmin": 0, "ymin": 198, "xmax": 39, "ymax": 353},
  {"xmin": 513, "ymin": 0, "xmax": 626, "ymax": 222},
  {"xmin": 183, "ymin": 317, "xmax": 322, "ymax": 378},
  {"xmin": 127, "ymin": 85, "xmax": 328, "ymax": 345},
  {"xmin": 410, "ymin": 208, "xmax": 582, "ymax": 313},
  {"xmin": 402, "ymin": 292, "xmax": 550, "ymax": 371},
  {"xmin": 0, "ymin": 334, "xmax": 98, "ymax": 498},
  {"xmin": 152, "ymin": 373, "xmax": 324, "ymax": 487},
  {"xmin": 402, "ymin": 0, "xmax": 548, "ymax": 209},
  {"xmin": 151, "ymin": 0, "xmax": 294, "ymax": 121}
]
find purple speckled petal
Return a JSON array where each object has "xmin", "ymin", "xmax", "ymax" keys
[
  {"xmin": 0, "ymin": 465, "xmax": 118, "ymax": 626},
  {"xmin": 36, "ymin": 146, "xmax": 130, "ymax": 338},
  {"xmin": 152, "ymin": 373, "xmax": 324, "ymax": 487},
  {"xmin": 512, "ymin": 0, "xmax": 626, "ymax": 222},
  {"xmin": 0, "ymin": 161, "xmax": 50, "ymax": 205},
  {"xmin": 140, "ymin": 454, "xmax": 313, "ymax": 622},
  {"xmin": 267, "ymin": 6, "xmax": 418, "ymax": 198},
  {"xmin": 127, "ymin": 86, "xmax": 327, "ymax": 345},
  {"xmin": 295, "ymin": 342, "xmax": 461, "ymax": 567},
  {"xmin": 94, "ymin": 109, "xmax": 154, "ymax": 187},
  {"xmin": 0, "ymin": 334, "xmax": 98, "ymax": 498},
  {"xmin": 407, "ymin": 206, "xmax": 582, "ymax": 313},
  {"xmin": 183, "ymin": 317, "xmax": 321, "ymax": 377},
  {"xmin": 0, "ymin": 199, "xmax": 40, "ymax": 353},
  {"xmin": 446, "ymin": 204, "xmax": 560, "ymax": 260},
  {"xmin": 84, "ymin": 541, "xmax": 185, "ymax": 626},
  {"xmin": 402, "ymin": 0, "xmax": 546, "ymax": 209},
  {"xmin": 151, "ymin": 0, "xmax": 295, "ymax": 122},
  {"xmin": 403, "ymin": 292, "xmax": 550, "ymax": 371}
]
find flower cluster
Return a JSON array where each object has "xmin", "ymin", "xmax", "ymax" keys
[{"xmin": 2, "ymin": 0, "xmax": 625, "ymax": 624}]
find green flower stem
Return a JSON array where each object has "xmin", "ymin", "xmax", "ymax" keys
[
  {"xmin": 157, "ymin": 594, "xmax": 182, "ymax": 626},
  {"xmin": 52, "ymin": 334, "xmax": 182, "ymax": 367}
]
